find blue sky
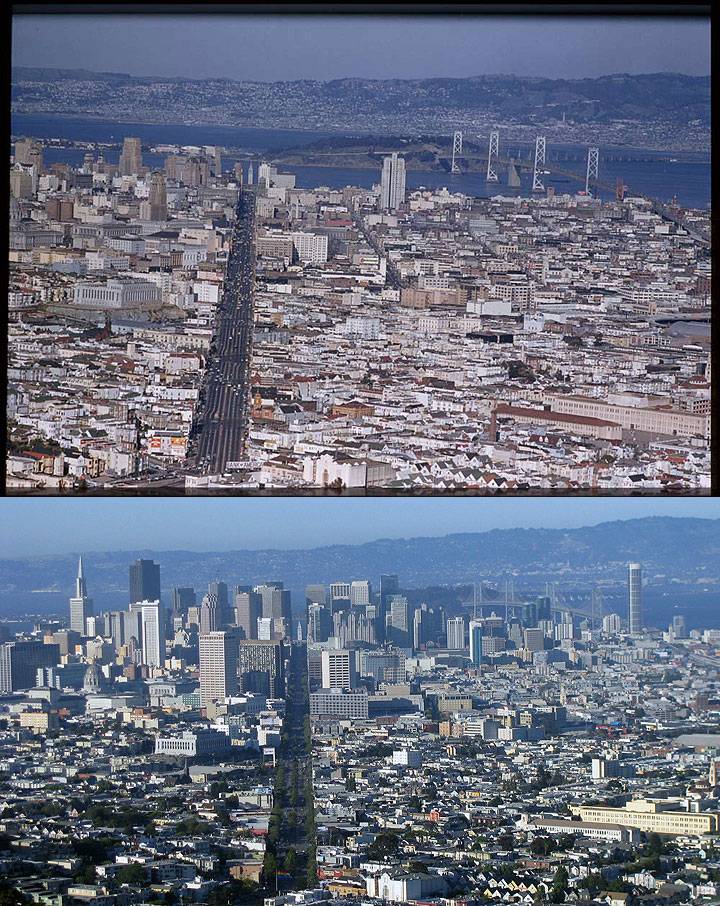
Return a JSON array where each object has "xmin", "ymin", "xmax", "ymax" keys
[
  {"xmin": 12, "ymin": 16, "xmax": 710, "ymax": 81},
  {"xmin": 0, "ymin": 499, "xmax": 717, "ymax": 558}
]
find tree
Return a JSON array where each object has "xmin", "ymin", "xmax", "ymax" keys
[
  {"xmin": 367, "ymin": 832, "xmax": 401, "ymax": 861},
  {"xmin": 550, "ymin": 865, "xmax": 568, "ymax": 903},
  {"xmin": 115, "ymin": 864, "xmax": 148, "ymax": 885},
  {"xmin": 498, "ymin": 832, "xmax": 514, "ymax": 851},
  {"xmin": 283, "ymin": 849, "xmax": 297, "ymax": 875}
]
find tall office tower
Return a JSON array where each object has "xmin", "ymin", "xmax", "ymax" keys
[
  {"xmin": 171, "ymin": 587, "xmax": 196, "ymax": 617},
  {"xmin": 628, "ymin": 563, "xmax": 643, "ymax": 635},
  {"xmin": 207, "ymin": 581, "xmax": 229, "ymax": 627},
  {"xmin": 388, "ymin": 595, "xmax": 410, "ymax": 647},
  {"xmin": 129, "ymin": 559, "xmax": 161, "ymax": 604},
  {"xmin": 321, "ymin": 649, "xmax": 357, "ymax": 690},
  {"xmin": 380, "ymin": 153, "xmax": 406, "ymax": 211},
  {"xmin": 330, "ymin": 582, "xmax": 352, "ymax": 602},
  {"xmin": 238, "ymin": 640, "xmax": 284, "ymax": 697},
  {"xmin": 305, "ymin": 585, "xmax": 328, "ymax": 607},
  {"xmin": 69, "ymin": 556, "xmax": 94, "ymax": 635},
  {"xmin": 119, "ymin": 137, "xmax": 143, "ymax": 176},
  {"xmin": 15, "ymin": 138, "xmax": 43, "ymax": 172},
  {"xmin": 0, "ymin": 640, "xmax": 60, "ymax": 693},
  {"xmin": 255, "ymin": 583, "xmax": 292, "ymax": 636},
  {"xmin": 469, "ymin": 620, "xmax": 483, "ymax": 668},
  {"xmin": 140, "ymin": 600, "xmax": 165, "ymax": 667},
  {"xmin": 109, "ymin": 611, "xmax": 125, "ymax": 650},
  {"xmin": 257, "ymin": 617, "xmax": 273, "ymax": 640},
  {"xmin": 447, "ymin": 616, "xmax": 466, "ymax": 650},
  {"xmin": 148, "ymin": 171, "xmax": 168, "ymax": 221},
  {"xmin": 234, "ymin": 589, "xmax": 262, "ymax": 640},
  {"xmin": 307, "ymin": 603, "xmax": 332, "ymax": 644},
  {"xmin": 379, "ymin": 574, "xmax": 400, "ymax": 642},
  {"xmin": 350, "ymin": 580, "xmax": 372, "ymax": 607},
  {"xmin": 199, "ymin": 630, "xmax": 239, "ymax": 706},
  {"xmin": 199, "ymin": 593, "xmax": 220, "ymax": 635},
  {"xmin": 247, "ymin": 162, "xmax": 254, "ymax": 186},
  {"xmin": 233, "ymin": 162, "xmax": 244, "ymax": 186},
  {"xmin": 672, "ymin": 615, "xmax": 687, "ymax": 639}
]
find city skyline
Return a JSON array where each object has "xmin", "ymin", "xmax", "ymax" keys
[
  {"xmin": 12, "ymin": 15, "xmax": 711, "ymax": 81},
  {"xmin": 1, "ymin": 498, "xmax": 719, "ymax": 558}
]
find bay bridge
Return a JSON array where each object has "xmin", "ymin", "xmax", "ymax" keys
[{"xmin": 459, "ymin": 580, "xmax": 607, "ymax": 630}]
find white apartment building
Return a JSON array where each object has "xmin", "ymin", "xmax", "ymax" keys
[{"xmin": 290, "ymin": 232, "xmax": 328, "ymax": 264}]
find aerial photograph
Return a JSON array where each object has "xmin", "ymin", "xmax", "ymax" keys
[
  {"xmin": 6, "ymin": 9, "xmax": 712, "ymax": 492},
  {"xmin": 1, "ymin": 496, "xmax": 720, "ymax": 905}
]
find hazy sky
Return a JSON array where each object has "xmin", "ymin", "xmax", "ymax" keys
[
  {"xmin": 12, "ymin": 15, "xmax": 710, "ymax": 82},
  {"xmin": 0, "ymin": 499, "xmax": 717, "ymax": 558}
]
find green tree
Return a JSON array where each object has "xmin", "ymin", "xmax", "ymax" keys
[
  {"xmin": 367, "ymin": 832, "xmax": 401, "ymax": 861},
  {"xmin": 115, "ymin": 864, "xmax": 148, "ymax": 885}
]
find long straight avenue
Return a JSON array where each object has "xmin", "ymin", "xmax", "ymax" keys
[{"xmin": 189, "ymin": 187, "xmax": 257, "ymax": 476}]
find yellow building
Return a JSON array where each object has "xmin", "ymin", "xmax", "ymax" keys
[{"xmin": 572, "ymin": 799, "xmax": 718, "ymax": 836}]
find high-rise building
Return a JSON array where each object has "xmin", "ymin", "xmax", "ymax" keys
[
  {"xmin": 170, "ymin": 587, "xmax": 196, "ymax": 616},
  {"xmin": 238, "ymin": 640, "xmax": 284, "ymax": 697},
  {"xmin": 234, "ymin": 589, "xmax": 262, "ymax": 640},
  {"xmin": 307, "ymin": 603, "xmax": 332, "ymax": 644},
  {"xmin": 199, "ymin": 630, "xmax": 239, "ymax": 706},
  {"xmin": 469, "ymin": 620, "xmax": 483, "ymax": 668},
  {"xmin": 388, "ymin": 595, "xmax": 410, "ymax": 647},
  {"xmin": 119, "ymin": 137, "xmax": 143, "ymax": 176},
  {"xmin": 305, "ymin": 584, "xmax": 328, "ymax": 607},
  {"xmin": 672, "ymin": 614, "xmax": 687, "ymax": 639},
  {"xmin": 350, "ymin": 580, "xmax": 372, "ymax": 607},
  {"xmin": 321, "ymin": 649, "xmax": 356, "ymax": 690},
  {"xmin": 129, "ymin": 559, "xmax": 161, "ymax": 604},
  {"xmin": 207, "ymin": 581, "xmax": 229, "ymax": 627},
  {"xmin": 140, "ymin": 600, "xmax": 165, "ymax": 667},
  {"xmin": 199, "ymin": 593, "xmax": 221, "ymax": 635},
  {"xmin": 69, "ymin": 556, "xmax": 94, "ymax": 635},
  {"xmin": 0, "ymin": 640, "xmax": 60, "ymax": 693},
  {"xmin": 330, "ymin": 582, "xmax": 352, "ymax": 602},
  {"xmin": 380, "ymin": 153, "xmax": 406, "ymax": 211},
  {"xmin": 628, "ymin": 563, "xmax": 643, "ymax": 635},
  {"xmin": 254, "ymin": 583, "xmax": 291, "ymax": 637},
  {"xmin": 148, "ymin": 171, "xmax": 168, "ymax": 221},
  {"xmin": 15, "ymin": 138, "xmax": 43, "ymax": 172},
  {"xmin": 379, "ymin": 574, "xmax": 399, "ymax": 642},
  {"xmin": 446, "ymin": 616, "xmax": 466, "ymax": 650}
]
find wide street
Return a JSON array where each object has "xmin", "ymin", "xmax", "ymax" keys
[{"xmin": 189, "ymin": 188, "xmax": 257, "ymax": 475}]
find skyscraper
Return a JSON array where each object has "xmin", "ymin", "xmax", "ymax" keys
[
  {"xmin": 69, "ymin": 556, "xmax": 93, "ymax": 635},
  {"xmin": 148, "ymin": 171, "xmax": 168, "ymax": 221},
  {"xmin": 307, "ymin": 603, "xmax": 332, "ymax": 644},
  {"xmin": 254, "ymin": 583, "xmax": 291, "ymax": 637},
  {"xmin": 321, "ymin": 649, "xmax": 356, "ymax": 690},
  {"xmin": 199, "ymin": 593, "xmax": 222, "ymax": 634},
  {"xmin": 199, "ymin": 630, "xmax": 239, "ymax": 706},
  {"xmin": 628, "ymin": 563, "xmax": 643, "ymax": 635},
  {"xmin": 446, "ymin": 616, "xmax": 466, "ymax": 650},
  {"xmin": 380, "ymin": 153, "xmax": 406, "ymax": 211},
  {"xmin": 379, "ymin": 574, "xmax": 400, "ymax": 643},
  {"xmin": 238, "ymin": 640, "xmax": 284, "ymax": 696},
  {"xmin": 15, "ymin": 138, "xmax": 43, "ymax": 172},
  {"xmin": 119, "ymin": 137, "xmax": 143, "ymax": 176},
  {"xmin": 0, "ymin": 640, "xmax": 60, "ymax": 693},
  {"xmin": 350, "ymin": 580, "xmax": 372, "ymax": 607},
  {"xmin": 171, "ymin": 587, "xmax": 196, "ymax": 616},
  {"xmin": 234, "ymin": 589, "xmax": 262, "ymax": 639},
  {"xmin": 469, "ymin": 620, "xmax": 483, "ymax": 668},
  {"xmin": 140, "ymin": 600, "xmax": 165, "ymax": 667},
  {"xmin": 129, "ymin": 559, "xmax": 161, "ymax": 604},
  {"xmin": 207, "ymin": 581, "xmax": 229, "ymax": 626},
  {"xmin": 388, "ymin": 594, "xmax": 410, "ymax": 647}
]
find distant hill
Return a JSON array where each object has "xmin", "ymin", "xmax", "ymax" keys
[
  {"xmin": 10, "ymin": 68, "xmax": 710, "ymax": 139},
  {"xmin": 1, "ymin": 517, "xmax": 719, "ymax": 603}
]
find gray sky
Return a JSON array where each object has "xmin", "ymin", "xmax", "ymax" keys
[
  {"xmin": 12, "ymin": 15, "xmax": 710, "ymax": 81},
  {"xmin": 0, "ymin": 499, "xmax": 717, "ymax": 557}
]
